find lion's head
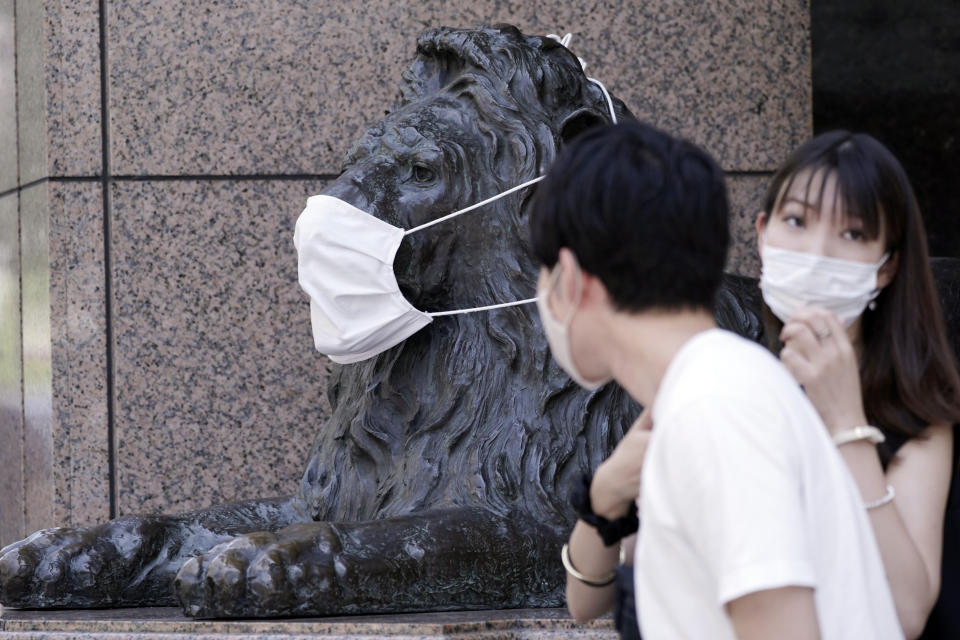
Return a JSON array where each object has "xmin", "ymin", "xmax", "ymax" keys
[{"xmin": 322, "ymin": 25, "xmax": 629, "ymax": 312}]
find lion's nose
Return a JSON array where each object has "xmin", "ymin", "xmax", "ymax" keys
[{"xmin": 321, "ymin": 178, "xmax": 371, "ymax": 214}]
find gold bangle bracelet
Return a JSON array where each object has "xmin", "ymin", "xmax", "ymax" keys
[{"xmin": 561, "ymin": 543, "xmax": 617, "ymax": 587}]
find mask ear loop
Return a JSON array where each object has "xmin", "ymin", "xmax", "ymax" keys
[
  {"xmin": 406, "ymin": 176, "xmax": 544, "ymax": 317},
  {"xmin": 546, "ymin": 32, "xmax": 618, "ymax": 124},
  {"xmin": 427, "ymin": 298, "xmax": 538, "ymax": 317},
  {"xmin": 867, "ymin": 251, "xmax": 893, "ymax": 310},
  {"xmin": 403, "ymin": 175, "xmax": 546, "ymax": 236},
  {"xmin": 588, "ymin": 78, "xmax": 617, "ymax": 124}
]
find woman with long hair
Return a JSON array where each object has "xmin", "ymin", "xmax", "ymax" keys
[{"xmin": 755, "ymin": 130, "xmax": 960, "ymax": 638}]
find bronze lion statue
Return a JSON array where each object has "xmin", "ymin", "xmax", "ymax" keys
[{"xmin": 0, "ymin": 23, "xmax": 872, "ymax": 619}]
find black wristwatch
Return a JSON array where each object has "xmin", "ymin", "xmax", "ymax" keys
[{"xmin": 571, "ymin": 472, "xmax": 639, "ymax": 547}]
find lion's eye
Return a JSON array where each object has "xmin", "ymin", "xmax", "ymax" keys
[{"xmin": 412, "ymin": 164, "xmax": 436, "ymax": 184}]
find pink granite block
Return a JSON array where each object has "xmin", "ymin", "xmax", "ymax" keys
[
  {"xmin": 109, "ymin": 180, "xmax": 332, "ymax": 516},
  {"xmin": 0, "ymin": 191, "xmax": 24, "ymax": 547},
  {"xmin": 613, "ymin": 1, "xmax": 811, "ymax": 171},
  {"xmin": 108, "ymin": 1, "xmax": 810, "ymax": 176},
  {"xmin": 48, "ymin": 182, "xmax": 110, "ymax": 528},
  {"xmin": 15, "ymin": 0, "xmax": 101, "ymax": 182},
  {"xmin": 41, "ymin": 0, "xmax": 102, "ymax": 177},
  {"xmin": 726, "ymin": 174, "xmax": 769, "ymax": 278},
  {"xmin": 9, "ymin": 182, "xmax": 109, "ymax": 536}
]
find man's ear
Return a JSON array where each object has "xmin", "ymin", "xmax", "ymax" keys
[
  {"xmin": 878, "ymin": 250, "xmax": 899, "ymax": 289},
  {"xmin": 557, "ymin": 248, "xmax": 609, "ymax": 309},
  {"xmin": 555, "ymin": 248, "xmax": 581, "ymax": 308}
]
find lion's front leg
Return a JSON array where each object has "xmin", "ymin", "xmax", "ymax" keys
[
  {"xmin": 174, "ymin": 507, "xmax": 565, "ymax": 618},
  {"xmin": 0, "ymin": 514, "xmax": 184, "ymax": 608},
  {"xmin": 0, "ymin": 496, "xmax": 304, "ymax": 608}
]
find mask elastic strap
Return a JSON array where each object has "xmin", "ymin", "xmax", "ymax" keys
[
  {"xmin": 403, "ymin": 175, "xmax": 546, "ymax": 236},
  {"xmin": 868, "ymin": 252, "xmax": 892, "ymax": 300},
  {"xmin": 547, "ymin": 33, "xmax": 618, "ymax": 124},
  {"xmin": 427, "ymin": 297, "xmax": 538, "ymax": 317},
  {"xmin": 588, "ymin": 78, "xmax": 617, "ymax": 124}
]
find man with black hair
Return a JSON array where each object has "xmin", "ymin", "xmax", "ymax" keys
[{"xmin": 530, "ymin": 119, "xmax": 902, "ymax": 639}]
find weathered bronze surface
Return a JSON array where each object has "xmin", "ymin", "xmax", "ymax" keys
[{"xmin": 1, "ymin": 24, "xmax": 957, "ymax": 620}]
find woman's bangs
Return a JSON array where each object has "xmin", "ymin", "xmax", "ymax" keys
[
  {"xmin": 833, "ymin": 158, "xmax": 884, "ymax": 242},
  {"xmin": 782, "ymin": 145, "xmax": 885, "ymax": 242}
]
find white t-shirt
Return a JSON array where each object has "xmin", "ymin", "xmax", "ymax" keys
[{"xmin": 634, "ymin": 329, "xmax": 902, "ymax": 640}]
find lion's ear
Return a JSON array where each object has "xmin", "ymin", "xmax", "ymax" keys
[{"xmin": 559, "ymin": 108, "xmax": 606, "ymax": 146}]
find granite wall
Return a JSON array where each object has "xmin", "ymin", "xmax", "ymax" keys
[{"xmin": 0, "ymin": 0, "xmax": 811, "ymax": 547}]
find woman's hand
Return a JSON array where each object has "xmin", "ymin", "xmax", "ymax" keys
[
  {"xmin": 778, "ymin": 306, "xmax": 868, "ymax": 434},
  {"xmin": 780, "ymin": 308, "xmax": 951, "ymax": 637},
  {"xmin": 590, "ymin": 409, "xmax": 653, "ymax": 520}
]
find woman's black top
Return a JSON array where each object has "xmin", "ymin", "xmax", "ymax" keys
[{"xmin": 615, "ymin": 424, "xmax": 959, "ymax": 640}]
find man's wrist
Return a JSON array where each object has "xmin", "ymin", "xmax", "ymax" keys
[
  {"xmin": 589, "ymin": 468, "xmax": 631, "ymax": 520},
  {"xmin": 572, "ymin": 473, "xmax": 639, "ymax": 547}
]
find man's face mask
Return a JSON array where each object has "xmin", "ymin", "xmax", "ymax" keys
[
  {"xmin": 293, "ymin": 178, "xmax": 543, "ymax": 364},
  {"xmin": 535, "ymin": 263, "xmax": 612, "ymax": 391}
]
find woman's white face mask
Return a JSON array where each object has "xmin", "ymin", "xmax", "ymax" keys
[{"xmin": 759, "ymin": 241, "xmax": 889, "ymax": 327}]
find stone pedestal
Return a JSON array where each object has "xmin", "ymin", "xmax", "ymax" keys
[{"xmin": 0, "ymin": 607, "xmax": 615, "ymax": 639}]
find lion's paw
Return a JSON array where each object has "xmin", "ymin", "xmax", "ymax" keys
[
  {"xmin": 174, "ymin": 523, "xmax": 342, "ymax": 618},
  {"xmin": 0, "ymin": 518, "xmax": 155, "ymax": 608}
]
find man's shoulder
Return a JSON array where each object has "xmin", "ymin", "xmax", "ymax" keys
[
  {"xmin": 665, "ymin": 329, "xmax": 792, "ymax": 396},
  {"xmin": 654, "ymin": 329, "xmax": 813, "ymax": 433}
]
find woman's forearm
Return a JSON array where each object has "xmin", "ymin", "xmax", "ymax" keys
[{"xmin": 838, "ymin": 440, "xmax": 936, "ymax": 638}]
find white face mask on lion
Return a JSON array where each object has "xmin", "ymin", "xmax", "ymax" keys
[{"xmin": 294, "ymin": 178, "xmax": 543, "ymax": 364}]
